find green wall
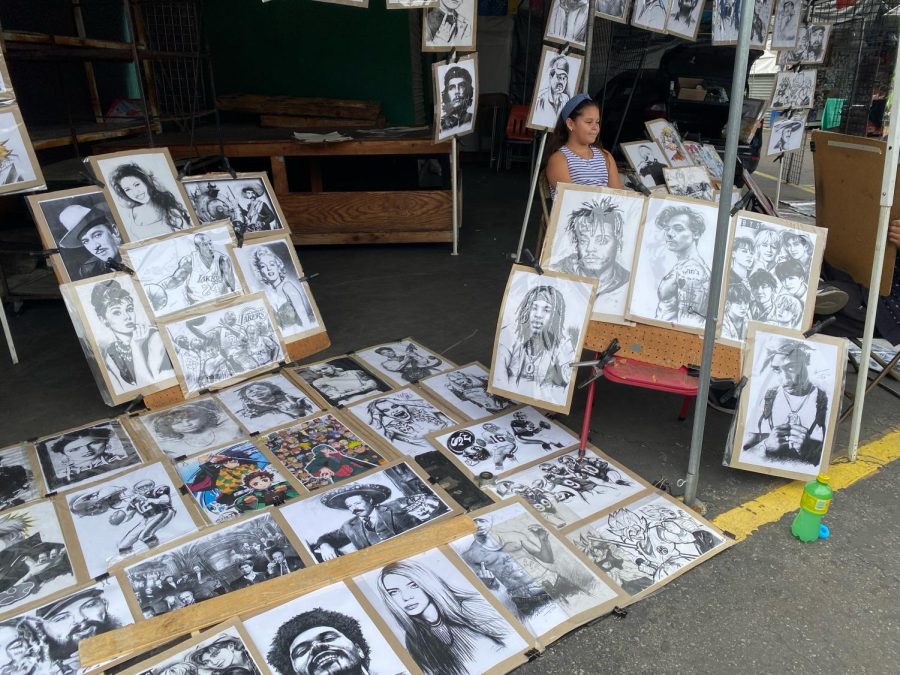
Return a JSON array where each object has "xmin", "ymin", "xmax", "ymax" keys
[{"xmin": 205, "ymin": 0, "xmax": 416, "ymax": 124}]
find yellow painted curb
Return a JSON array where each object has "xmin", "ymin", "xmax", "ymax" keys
[{"xmin": 712, "ymin": 428, "xmax": 900, "ymax": 540}]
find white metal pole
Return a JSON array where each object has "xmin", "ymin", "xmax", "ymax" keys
[
  {"xmin": 515, "ymin": 131, "xmax": 548, "ymax": 261},
  {"xmin": 451, "ymin": 136, "xmax": 459, "ymax": 256},
  {"xmin": 774, "ymin": 153, "xmax": 786, "ymax": 215},
  {"xmin": 0, "ymin": 302, "xmax": 18, "ymax": 365},
  {"xmin": 582, "ymin": 15, "xmax": 595, "ymax": 95},
  {"xmin": 847, "ymin": 43, "xmax": 900, "ymax": 461},
  {"xmin": 683, "ymin": 0, "xmax": 757, "ymax": 508}
]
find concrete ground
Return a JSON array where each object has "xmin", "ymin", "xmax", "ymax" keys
[{"xmin": 0, "ymin": 154, "xmax": 897, "ymax": 673}]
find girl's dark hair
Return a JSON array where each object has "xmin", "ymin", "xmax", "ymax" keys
[{"xmin": 547, "ymin": 97, "xmax": 602, "ymax": 157}]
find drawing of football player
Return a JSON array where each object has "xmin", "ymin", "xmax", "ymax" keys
[
  {"xmin": 475, "ymin": 422, "xmax": 518, "ymax": 472},
  {"xmin": 509, "ymin": 411, "xmax": 567, "ymax": 451}
]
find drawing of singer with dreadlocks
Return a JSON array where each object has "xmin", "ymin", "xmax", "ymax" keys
[{"xmin": 501, "ymin": 285, "xmax": 577, "ymax": 391}]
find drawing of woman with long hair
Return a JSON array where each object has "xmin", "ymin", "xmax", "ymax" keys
[
  {"xmin": 377, "ymin": 559, "xmax": 511, "ymax": 675},
  {"xmin": 90, "ymin": 279, "xmax": 173, "ymax": 390},
  {"xmin": 109, "ymin": 163, "xmax": 191, "ymax": 238},
  {"xmin": 249, "ymin": 246, "xmax": 314, "ymax": 332}
]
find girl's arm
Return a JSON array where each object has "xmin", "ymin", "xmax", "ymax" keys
[
  {"xmin": 602, "ymin": 149, "xmax": 623, "ymax": 189},
  {"xmin": 545, "ymin": 150, "xmax": 571, "ymax": 191}
]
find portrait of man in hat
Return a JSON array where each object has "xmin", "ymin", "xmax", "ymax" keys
[
  {"xmin": 741, "ymin": 338, "xmax": 829, "ymax": 466},
  {"xmin": 424, "ymin": 0, "xmax": 473, "ymax": 47},
  {"xmin": 36, "ymin": 422, "xmax": 138, "ymax": 491},
  {"xmin": 238, "ymin": 184, "xmax": 277, "ymax": 233},
  {"xmin": 267, "ymin": 608, "xmax": 371, "ymax": 675},
  {"xmin": 49, "ymin": 199, "xmax": 123, "ymax": 281},
  {"xmin": 769, "ymin": 117, "xmax": 804, "ymax": 155},
  {"xmin": 189, "ymin": 633, "xmax": 259, "ymax": 675},
  {"xmin": 312, "ymin": 483, "xmax": 420, "ymax": 562},
  {"xmin": 534, "ymin": 54, "xmax": 572, "ymax": 127}
]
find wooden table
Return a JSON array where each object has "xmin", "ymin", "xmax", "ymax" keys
[{"xmin": 102, "ymin": 126, "xmax": 455, "ymax": 246}]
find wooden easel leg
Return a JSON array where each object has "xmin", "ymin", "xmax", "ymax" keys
[{"xmin": 0, "ymin": 301, "xmax": 18, "ymax": 365}]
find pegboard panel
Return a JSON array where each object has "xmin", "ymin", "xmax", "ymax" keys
[
  {"xmin": 144, "ymin": 331, "xmax": 331, "ymax": 410},
  {"xmin": 585, "ymin": 321, "xmax": 741, "ymax": 381}
]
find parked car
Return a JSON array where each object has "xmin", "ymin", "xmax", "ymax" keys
[{"xmin": 596, "ymin": 43, "xmax": 764, "ymax": 173}]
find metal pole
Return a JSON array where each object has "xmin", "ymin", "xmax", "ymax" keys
[
  {"xmin": 0, "ymin": 301, "xmax": 17, "ymax": 365},
  {"xmin": 683, "ymin": 0, "xmax": 757, "ymax": 508},
  {"xmin": 451, "ymin": 136, "xmax": 460, "ymax": 256},
  {"xmin": 515, "ymin": 132, "xmax": 548, "ymax": 261},
  {"xmin": 847, "ymin": 40, "xmax": 900, "ymax": 461},
  {"xmin": 774, "ymin": 153, "xmax": 786, "ymax": 215},
  {"xmin": 582, "ymin": 14, "xmax": 596, "ymax": 94}
]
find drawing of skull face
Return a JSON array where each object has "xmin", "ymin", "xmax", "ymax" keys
[{"xmin": 374, "ymin": 400, "xmax": 410, "ymax": 422}]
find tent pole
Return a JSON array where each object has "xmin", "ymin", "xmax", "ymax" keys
[
  {"xmin": 451, "ymin": 136, "xmax": 460, "ymax": 256},
  {"xmin": 847, "ymin": 40, "xmax": 900, "ymax": 461},
  {"xmin": 683, "ymin": 0, "xmax": 757, "ymax": 508}
]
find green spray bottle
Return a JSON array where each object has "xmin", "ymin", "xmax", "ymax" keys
[{"xmin": 791, "ymin": 474, "xmax": 833, "ymax": 542}]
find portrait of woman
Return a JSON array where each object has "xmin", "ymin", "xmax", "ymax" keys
[
  {"xmin": 250, "ymin": 246, "xmax": 314, "ymax": 329},
  {"xmin": 752, "ymin": 228, "xmax": 781, "ymax": 272},
  {"xmin": 229, "ymin": 378, "xmax": 316, "ymax": 428},
  {"xmin": 376, "ymin": 559, "xmax": 514, "ymax": 675},
  {"xmin": 109, "ymin": 163, "xmax": 192, "ymax": 239},
  {"xmin": 89, "ymin": 278, "xmax": 174, "ymax": 391},
  {"xmin": 145, "ymin": 400, "xmax": 243, "ymax": 457}
]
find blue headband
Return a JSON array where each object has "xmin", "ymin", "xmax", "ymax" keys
[{"xmin": 559, "ymin": 93, "xmax": 593, "ymax": 125}]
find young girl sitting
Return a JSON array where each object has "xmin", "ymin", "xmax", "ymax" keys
[{"xmin": 545, "ymin": 93, "xmax": 622, "ymax": 199}]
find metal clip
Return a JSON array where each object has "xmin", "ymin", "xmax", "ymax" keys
[
  {"xmin": 221, "ymin": 156, "xmax": 238, "ymax": 179},
  {"xmin": 574, "ymin": 339, "xmax": 621, "ymax": 389},
  {"xmin": 234, "ymin": 221, "xmax": 249, "ymax": 248},
  {"xmin": 124, "ymin": 393, "xmax": 144, "ymax": 414},
  {"xmin": 804, "ymin": 316, "xmax": 836, "ymax": 339},
  {"xmin": 80, "ymin": 167, "xmax": 105, "ymax": 188},
  {"xmin": 298, "ymin": 272, "xmax": 320, "ymax": 284},
  {"xmin": 520, "ymin": 249, "xmax": 544, "ymax": 275},
  {"xmin": 448, "ymin": 48, "xmax": 459, "ymax": 64},
  {"xmin": 177, "ymin": 159, "xmax": 194, "ymax": 180},
  {"xmin": 106, "ymin": 259, "xmax": 135, "ymax": 275}
]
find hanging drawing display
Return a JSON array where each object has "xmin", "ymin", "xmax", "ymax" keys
[
  {"xmin": 663, "ymin": 166, "xmax": 715, "ymax": 201},
  {"xmin": 280, "ymin": 463, "xmax": 453, "ymax": 563},
  {"xmin": 595, "ymin": 0, "xmax": 633, "ymax": 24},
  {"xmin": 216, "ymin": 373, "xmax": 321, "ymax": 433},
  {"xmin": 711, "ymin": 0, "xmax": 740, "ymax": 45},
  {"xmin": 717, "ymin": 211, "xmax": 825, "ymax": 345},
  {"xmin": 121, "ymin": 511, "xmax": 305, "ymax": 617},
  {"xmin": 33, "ymin": 418, "xmax": 144, "ymax": 493},
  {"xmin": 645, "ymin": 119, "xmax": 694, "ymax": 168},
  {"xmin": 121, "ymin": 221, "xmax": 242, "ymax": 319},
  {"xmin": 0, "ymin": 444, "xmax": 40, "ymax": 512},
  {"xmin": 631, "ymin": 0, "xmax": 670, "ymax": 34},
  {"xmin": 0, "ymin": 499, "xmax": 80, "ymax": 615},
  {"xmin": 777, "ymin": 24, "xmax": 832, "ymax": 66},
  {"xmin": 65, "ymin": 462, "xmax": 198, "ymax": 578},
  {"xmin": 482, "ymin": 446, "xmax": 646, "ymax": 529},
  {"xmin": 243, "ymin": 580, "xmax": 412, "ymax": 675},
  {"xmin": 261, "ymin": 412, "xmax": 390, "ymax": 491},
  {"xmin": 0, "ymin": 54, "xmax": 12, "ymax": 100},
  {"xmin": 120, "ymin": 623, "xmax": 264, "ymax": 675},
  {"xmin": 621, "ymin": 140, "xmax": 670, "ymax": 189},
  {"xmin": 387, "ymin": 0, "xmax": 438, "ymax": 7},
  {"xmin": 767, "ymin": 110, "xmax": 809, "ymax": 157},
  {"xmin": 626, "ymin": 195, "xmax": 720, "ymax": 334},
  {"xmin": 418, "ymin": 362, "xmax": 515, "ymax": 422},
  {"xmin": 488, "ymin": 265, "xmax": 596, "ymax": 414},
  {"xmin": 727, "ymin": 324, "xmax": 846, "ymax": 481},
  {"xmin": 749, "ymin": 0, "xmax": 775, "ymax": 49},
  {"xmin": 432, "ymin": 54, "xmax": 478, "ymax": 143},
  {"xmin": 527, "ymin": 47, "xmax": 584, "ymax": 132},
  {"xmin": 0, "ymin": 106, "xmax": 44, "ymax": 196},
  {"xmin": 448, "ymin": 501, "xmax": 623, "ymax": 641},
  {"xmin": 354, "ymin": 546, "xmax": 531, "ymax": 674},
  {"xmin": 232, "ymin": 232, "xmax": 324, "ymax": 342},
  {"xmin": 771, "ymin": 71, "xmax": 817, "ymax": 110},
  {"xmin": 422, "ymin": 0, "xmax": 477, "ymax": 52},
  {"xmin": 160, "ymin": 293, "xmax": 286, "ymax": 397},
  {"xmin": 567, "ymin": 491, "xmax": 730, "ymax": 599},
  {"xmin": 88, "ymin": 149, "xmax": 197, "ymax": 242},
  {"xmin": 540, "ymin": 184, "xmax": 646, "ymax": 323},
  {"xmin": 345, "ymin": 387, "xmax": 457, "ymax": 457},
  {"xmin": 699, "ymin": 143, "xmax": 725, "ymax": 181},
  {"xmin": 666, "ymin": 0, "xmax": 704, "ymax": 42},
  {"xmin": 429, "ymin": 406, "xmax": 578, "ymax": 478},
  {"xmin": 134, "ymin": 397, "xmax": 245, "ymax": 459},
  {"xmin": 353, "ymin": 338, "xmax": 454, "ymax": 387},
  {"xmin": 62, "ymin": 272, "xmax": 177, "ymax": 406},
  {"xmin": 544, "ymin": 0, "xmax": 591, "ymax": 48},
  {"xmin": 27, "ymin": 187, "xmax": 123, "ymax": 283},
  {"xmin": 181, "ymin": 172, "xmax": 287, "ymax": 236},
  {"xmin": 771, "ymin": 0, "xmax": 802, "ymax": 49},
  {"xmin": 0, "ymin": 577, "xmax": 135, "ymax": 673},
  {"xmin": 174, "ymin": 441, "xmax": 300, "ymax": 523},
  {"xmin": 291, "ymin": 356, "xmax": 393, "ymax": 408}
]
